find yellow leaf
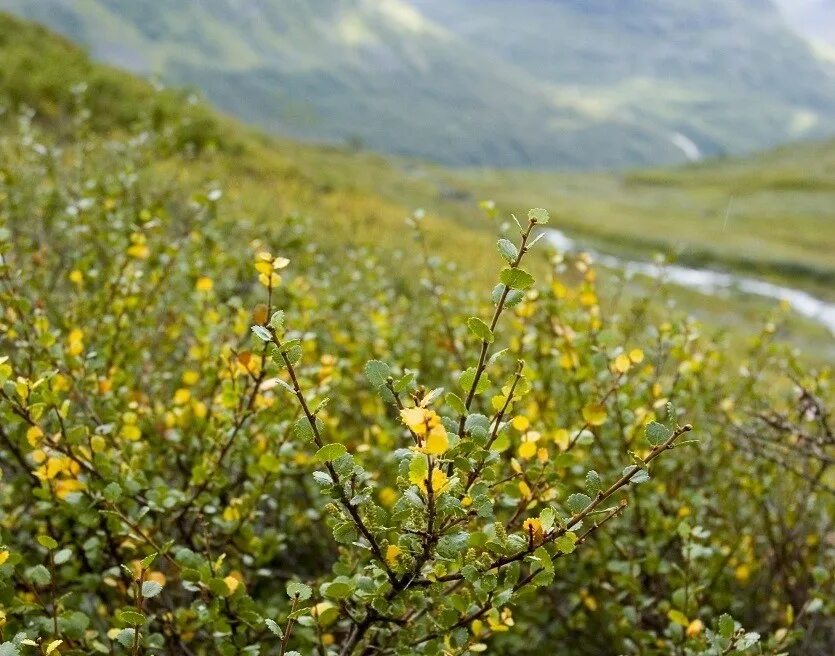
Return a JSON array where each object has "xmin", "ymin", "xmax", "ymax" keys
[
  {"xmin": 582, "ymin": 403, "xmax": 607, "ymax": 426},
  {"xmin": 258, "ymin": 272, "xmax": 281, "ymax": 288},
  {"xmin": 734, "ymin": 563, "xmax": 751, "ymax": 582},
  {"xmin": 121, "ymin": 424, "xmax": 142, "ymax": 441},
  {"xmin": 613, "ymin": 353, "xmax": 631, "ymax": 374},
  {"xmin": 45, "ymin": 457, "xmax": 65, "ymax": 480},
  {"xmin": 173, "ymin": 388, "xmax": 191, "ymax": 405},
  {"xmin": 254, "ymin": 260, "xmax": 273, "ymax": 275},
  {"xmin": 66, "ymin": 328, "xmax": 84, "ymax": 356},
  {"xmin": 182, "ymin": 370, "xmax": 200, "ymax": 385},
  {"xmin": 385, "ymin": 544, "xmax": 402, "ymax": 567},
  {"xmin": 223, "ymin": 575, "xmax": 240, "ymax": 595},
  {"xmin": 193, "ymin": 401, "xmax": 208, "ymax": 419},
  {"xmin": 423, "ymin": 426, "xmax": 449, "ymax": 455},
  {"xmin": 517, "ymin": 440, "xmax": 537, "ymax": 459},
  {"xmin": 559, "ymin": 352, "xmax": 578, "ymax": 369},
  {"xmin": 378, "ymin": 486, "xmax": 397, "ymax": 507},
  {"xmin": 628, "ymin": 348, "xmax": 645, "ymax": 364},
  {"xmin": 0, "ymin": 550, "xmax": 9, "ymax": 566},
  {"xmin": 553, "ymin": 428, "xmax": 570, "ymax": 450},
  {"xmin": 26, "ymin": 425, "xmax": 44, "ymax": 447},
  {"xmin": 400, "ymin": 407, "xmax": 428, "ymax": 434},
  {"xmin": 521, "ymin": 518, "xmax": 543, "ymax": 545},
  {"xmin": 686, "ymin": 619, "xmax": 704, "ymax": 638},
  {"xmin": 147, "ymin": 570, "xmax": 167, "ymax": 586},
  {"xmin": 511, "ymin": 416, "xmax": 530, "ymax": 431},
  {"xmin": 428, "ymin": 469, "xmax": 449, "ymax": 494},
  {"xmin": 45, "ymin": 640, "xmax": 63, "ymax": 655},
  {"xmin": 223, "ymin": 505, "xmax": 241, "ymax": 522},
  {"xmin": 667, "ymin": 609, "xmax": 689, "ymax": 627},
  {"xmin": 126, "ymin": 240, "xmax": 149, "ymax": 259}
]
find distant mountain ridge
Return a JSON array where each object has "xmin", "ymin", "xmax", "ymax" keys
[{"xmin": 3, "ymin": 0, "xmax": 835, "ymax": 169}]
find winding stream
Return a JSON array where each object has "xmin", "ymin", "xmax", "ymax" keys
[{"xmin": 545, "ymin": 229, "xmax": 835, "ymax": 338}]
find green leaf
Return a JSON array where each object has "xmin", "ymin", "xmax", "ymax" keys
[
  {"xmin": 140, "ymin": 553, "xmax": 158, "ymax": 569},
  {"xmin": 37, "ymin": 535, "xmax": 58, "ymax": 550},
  {"xmin": 505, "ymin": 289, "xmax": 525, "ymax": 307},
  {"xmin": 293, "ymin": 417, "xmax": 316, "ymax": 443},
  {"xmin": 364, "ymin": 360, "xmax": 391, "ymax": 389},
  {"xmin": 409, "ymin": 453, "xmax": 428, "ymax": 487},
  {"xmin": 141, "ymin": 581, "xmax": 163, "ymax": 598},
  {"xmin": 103, "ymin": 482, "xmax": 122, "ymax": 502},
  {"xmin": 314, "ymin": 443, "xmax": 347, "ymax": 463},
  {"xmin": 533, "ymin": 546, "xmax": 553, "ymax": 571},
  {"xmin": 321, "ymin": 577, "xmax": 355, "ymax": 600},
  {"xmin": 539, "ymin": 507, "xmax": 555, "ymax": 532},
  {"xmin": 623, "ymin": 465, "xmax": 650, "ymax": 484},
  {"xmin": 279, "ymin": 338, "xmax": 302, "ymax": 354},
  {"xmin": 394, "ymin": 371, "xmax": 416, "ymax": 393},
  {"xmin": 554, "ymin": 531, "xmax": 578, "ymax": 554},
  {"xmin": 446, "ymin": 392, "xmax": 466, "ymax": 415},
  {"xmin": 251, "ymin": 325, "xmax": 272, "ymax": 342},
  {"xmin": 458, "ymin": 367, "xmax": 491, "ymax": 394},
  {"xmin": 437, "ymin": 532, "xmax": 469, "ymax": 559},
  {"xmin": 116, "ymin": 609, "xmax": 146, "ymax": 627},
  {"xmin": 114, "ymin": 629, "xmax": 135, "ymax": 648},
  {"xmin": 646, "ymin": 421, "xmax": 672, "ymax": 446},
  {"xmin": 491, "ymin": 284, "xmax": 525, "ymax": 307},
  {"xmin": 268, "ymin": 310, "xmax": 285, "ymax": 333},
  {"xmin": 499, "ymin": 267, "xmax": 535, "ymax": 290},
  {"xmin": 208, "ymin": 577, "xmax": 230, "ymax": 596},
  {"xmin": 264, "ymin": 618, "xmax": 284, "ymax": 638},
  {"xmin": 585, "ymin": 470, "xmax": 601, "ymax": 495},
  {"xmin": 286, "ymin": 580, "xmax": 312, "ymax": 601},
  {"xmin": 54, "ymin": 548, "xmax": 72, "ymax": 565},
  {"xmin": 528, "ymin": 208, "xmax": 550, "ymax": 224},
  {"xmin": 332, "ymin": 522, "xmax": 358, "ymax": 544},
  {"xmin": 467, "ymin": 317, "xmax": 494, "ymax": 343},
  {"xmin": 566, "ymin": 493, "xmax": 591, "ymax": 514},
  {"xmin": 496, "ymin": 238, "xmax": 518, "ymax": 263},
  {"xmin": 25, "ymin": 564, "xmax": 51, "ymax": 586},
  {"xmin": 718, "ymin": 614, "xmax": 735, "ymax": 638},
  {"xmin": 735, "ymin": 632, "xmax": 760, "ymax": 650}
]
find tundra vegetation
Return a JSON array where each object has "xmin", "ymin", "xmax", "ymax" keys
[{"xmin": 0, "ymin": 13, "xmax": 832, "ymax": 656}]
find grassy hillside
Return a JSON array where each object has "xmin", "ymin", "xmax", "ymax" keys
[
  {"xmin": 1, "ymin": 11, "xmax": 832, "ymax": 362},
  {"xmin": 0, "ymin": 12, "xmax": 496, "ymax": 275},
  {"xmin": 3, "ymin": 0, "xmax": 835, "ymax": 168}
]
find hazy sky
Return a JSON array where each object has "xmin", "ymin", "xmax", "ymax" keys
[{"xmin": 774, "ymin": 0, "xmax": 835, "ymax": 47}]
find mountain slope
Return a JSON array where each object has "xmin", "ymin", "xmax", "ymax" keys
[
  {"xmin": 3, "ymin": 0, "xmax": 835, "ymax": 169},
  {"xmin": 1, "ymin": 10, "xmax": 832, "ymax": 358}
]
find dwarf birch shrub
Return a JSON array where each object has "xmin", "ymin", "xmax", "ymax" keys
[{"xmin": 0, "ymin": 101, "xmax": 831, "ymax": 656}]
